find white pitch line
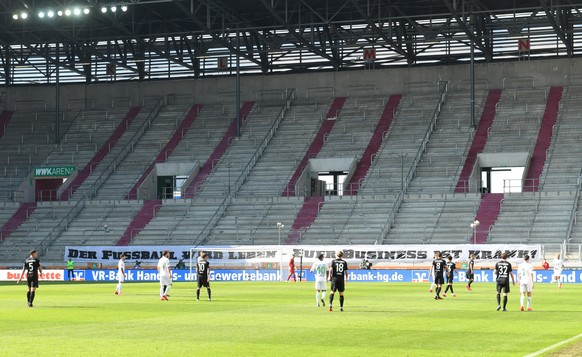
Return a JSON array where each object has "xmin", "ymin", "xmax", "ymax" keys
[{"xmin": 524, "ymin": 332, "xmax": 582, "ymax": 357}]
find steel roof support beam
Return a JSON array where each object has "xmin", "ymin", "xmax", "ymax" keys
[
  {"xmin": 172, "ymin": 0, "xmax": 263, "ymax": 67},
  {"xmin": 442, "ymin": 0, "xmax": 493, "ymax": 61},
  {"xmin": 257, "ymin": 0, "xmax": 337, "ymax": 68},
  {"xmin": 540, "ymin": 0, "xmax": 573, "ymax": 57},
  {"xmin": 348, "ymin": 0, "xmax": 413, "ymax": 64}
]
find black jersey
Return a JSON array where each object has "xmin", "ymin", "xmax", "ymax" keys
[
  {"xmin": 432, "ymin": 258, "xmax": 447, "ymax": 276},
  {"xmin": 330, "ymin": 259, "xmax": 348, "ymax": 280},
  {"xmin": 23, "ymin": 256, "xmax": 41, "ymax": 279},
  {"xmin": 495, "ymin": 260, "xmax": 512, "ymax": 283},
  {"xmin": 467, "ymin": 259, "xmax": 475, "ymax": 272},
  {"xmin": 446, "ymin": 261, "xmax": 456, "ymax": 277},
  {"xmin": 197, "ymin": 260, "xmax": 210, "ymax": 279}
]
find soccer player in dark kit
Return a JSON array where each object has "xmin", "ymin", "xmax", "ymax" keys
[
  {"xmin": 466, "ymin": 253, "xmax": 476, "ymax": 290},
  {"xmin": 328, "ymin": 250, "xmax": 348, "ymax": 312},
  {"xmin": 430, "ymin": 251, "xmax": 448, "ymax": 300},
  {"xmin": 443, "ymin": 255, "xmax": 457, "ymax": 298},
  {"xmin": 494, "ymin": 252, "xmax": 516, "ymax": 311},
  {"xmin": 17, "ymin": 250, "xmax": 43, "ymax": 307},
  {"xmin": 196, "ymin": 252, "xmax": 212, "ymax": 302}
]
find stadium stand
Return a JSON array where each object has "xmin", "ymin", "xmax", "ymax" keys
[
  {"xmin": 283, "ymin": 97, "xmax": 347, "ymax": 196},
  {"xmin": 488, "ymin": 192, "xmax": 574, "ymax": 245},
  {"xmin": 1, "ymin": 76, "xmax": 582, "ymax": 263},
  {"xmin": 93, "ymin": 104, "xmax": 193, "ymax": 200},
  {"xmin": 539, "ymin": 86, "xmax": 582, "ymax": 191},
  {"xmin": 59, "ymin": 107, "xmax": 142, "ymax": 201},
  {"xmin": 125, "ymin": 104, "xmax": 203, "ymax": 199},
  {"xmin": 0, "ymin": 202, "xmax": 34, "ymax": 242},
  {"xmin": 237, "ymin": 98, "xmax": 331, "ymax": 196},
  {"xmin": 182, "ymin": 101, "xmax": 256, "ymax": 198},
  {"xmin": 67, "ymin": 105, "xmax": 159, "ymax": 201},
  {"xmin": 385, "ymin": 194, "xmax": 481, "ymax": 244},
  {"xmin": 0, "ymin": 110, "xmax": 70, "ymax": 198}
]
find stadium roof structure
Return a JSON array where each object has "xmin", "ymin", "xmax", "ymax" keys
[{"xmin": 0, "ymin": 0, "xmax": 581, "ymax": 84}]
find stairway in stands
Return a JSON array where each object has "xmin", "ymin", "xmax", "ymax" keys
[
  {"xmin": 282, "ymin": 97, "xmax": 347, "ymax": 196},
  {"xmin": 0, "ymin": 202, "xmax": 37, "ymax": 241},
  {"xmin": 523, "ymin": 86, "xmax": 563, "ymax": 192},
  {"xmin": 115, "ymin": 200, "xmax": 162, "ymax": 246},
  {"xmin": 285, "ymin": 196, "xmax": 325, "ymax": 244},
  {"xmin": 125, "ymin": 104, "xmax": 203, "ymax": 199},
  {"xmin": 346, "ymin": 95, "xmax": 401, "ymax": 195},
  {"xmin": 473, "ymin": 193, "xmax": 503, "ymax": 243},
  {"xmin": 60, "ymin": 107, "xmax": 142, "ymax": 200},
  {"xmin": 182, "ymin": 102, "xmax": 255, "ymax": 198},
  {"xmin": 455, "ymin": 90, "xmax": 502, "ymax": 193},
  {"xmin": 0, "ymin": 111, "xmax": 14, "ymax": 140}
]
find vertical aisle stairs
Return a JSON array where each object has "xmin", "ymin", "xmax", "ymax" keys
[
  {"xmin": 285, "ymin": 196, "xmax": 325, "ymax": 244},
  {"xmin": 0, "ymin": 111, "xmax": 14, "ymax": 140},
  {"xmin": 523, "ymin": 86, "xmax": 563, "ymax": 192},
  {"xmin": 455, "ymin": 90, "xmax": 502, "ymax": 193},
  {"xmin": 0, "ymin": 202, "xmax": 37, "ymax": 241},
  {"xmin": 346, "ymin": 95, "xmax": 402, "ymax": 195},
  {"xmin": 115, "ymin": 200, "xmax": 162, "ymax": 246},
  {"xmin": 472, "ymin": 193, "xmax": 504, "ymax": 243}
]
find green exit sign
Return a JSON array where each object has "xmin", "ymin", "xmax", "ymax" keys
[{"xmin": 34, "ymin": 166, "xmax": 76, "ymax": 178}]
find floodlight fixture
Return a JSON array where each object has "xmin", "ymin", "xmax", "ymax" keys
[
  {"xmin": 38, "ymin": 11, "xmax": 45, "ymax": 18},
  {"xmin": 83, "ymin": 8, "xmax": 90, "ymax": 15},
  {"xmin": 12, "ymin": 14, "xmax": 18, "ymax": 20},
  {"xmin": 47, "ymin": 10, "xmax": 54, "ymax": 17},
  {"xmin": 21, "ymin": 12, "xmax": 28, "ymax": 19},
  {"xmin": 64, "ymin": 9, "xmax": 72, "ymax": 16},
  {"xmin": 110, "ymin": 5, "xmax": 117, "ymax": 12},
  {"xmin": 57, "ymin": 10, "xmax": 63, "ymax": 16},
  {"xmin": 73, "ymin": 8, "xmax": 81, "ymax": 16},
  {"xmin": 101, "ymin": 6, "xmax": 107, "ymax": 13},
  {"xmin": 121, "ymin": 5, "xmax": 128, "ymax": 12}
]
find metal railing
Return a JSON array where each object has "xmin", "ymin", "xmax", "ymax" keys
[
  {"xmin": 79, "ymin": 97, "xmax": 164, "ymax": 198},
  {"xmin": 565, "ymin": 177, "xmax": 582, "ymax": 243},
  {"xmin": 377, "ymin": 80, "xmax": 449, "ymax": 244},
  {"xmin": 37, "ymin": 196, "xmax": 87, "ymax": 256}
]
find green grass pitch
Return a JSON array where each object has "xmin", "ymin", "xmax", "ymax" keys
[{"xmin": 1, "ymin": 281, "xmax": 582, "ymax": 356}]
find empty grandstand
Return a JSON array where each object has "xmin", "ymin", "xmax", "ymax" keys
[{"xmin": 1, "ymin": 0, "xmax": 582, "ymax": 266}]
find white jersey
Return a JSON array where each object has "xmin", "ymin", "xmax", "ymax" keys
[
  {"xmin": 311, "ymin": 261, "xmax": 328, "ymax": 281},
  {"xmin": 518, "ymin": 262, "xmax": 533, "ymax": 285},
  {"xmin": 553, "ymin": 258, "xmax": 563, "ymax": 272},
  {"xmin": 117, "ymin": 259, "xmax": 125, "ymax": 282},
  {"xmin": 158, "ymin": 256, "xmax": 171, "ymax": 276}
]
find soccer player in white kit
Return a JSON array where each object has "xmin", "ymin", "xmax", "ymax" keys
[
  {"xmin": 157, "ymin": 250, "xmax": 172, "ymax": 300},
  {"xmin": 518, "ymin": 255, "xmax": 534, "ymax": 311},
  {"xmin": 310, "ymin": 253, "xmax": 328, "ymax": 307},
  {"xmin": 553, "ymin": 254, "xmax": 563, "ymax": 289},
  {"xmin": 114, "ymin": 255, "xmax": 126, "ymax": 295}
]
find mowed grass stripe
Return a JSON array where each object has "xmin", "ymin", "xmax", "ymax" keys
[{"xmin": 1, "ymin": 282, "xmax": 581, "ymax": 357}]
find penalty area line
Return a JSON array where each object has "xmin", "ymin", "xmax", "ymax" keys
[{"xmin": 524, "ymin": 332, "xmax": 582, "ymax": 357}]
